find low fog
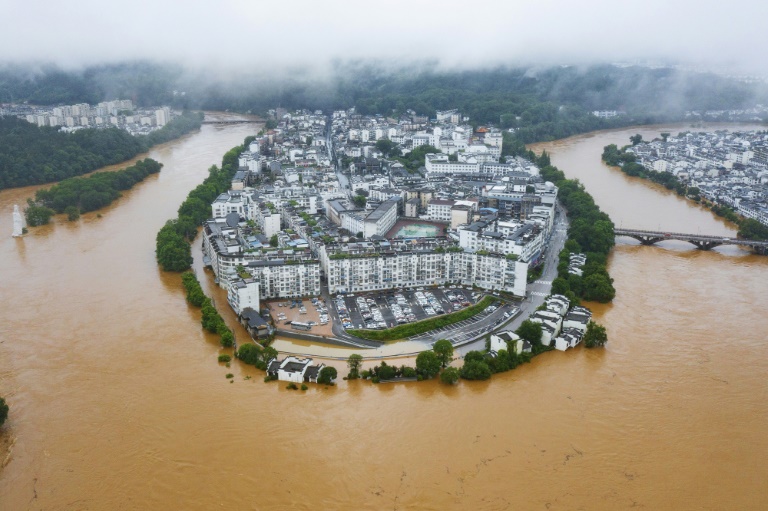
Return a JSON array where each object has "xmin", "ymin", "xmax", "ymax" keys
[{"xmin": 2, "ymin": 0, "xmax": 767, "ymax": 76}]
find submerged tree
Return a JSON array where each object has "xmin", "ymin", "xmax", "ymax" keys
[
  {"xmin": 583, "ymin": 321, "xmax": 608, "ymax": 348},
  {"xmin": 347, "ymin": 353, "xmax": 363, "ymax": 379}
]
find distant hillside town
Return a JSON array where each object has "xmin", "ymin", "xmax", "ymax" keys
[
  {"xmin": 627, "ymin": 130, "xmax": 768, "ymax": 225},
  {"xmin": 1, "ymin": 99, "xmax": 176, "ymax": 135}
]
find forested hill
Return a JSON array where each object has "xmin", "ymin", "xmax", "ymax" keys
[
  {"xmin": 4, "ymin": 62, "xmax": 766, "ymax": 121},
  {"xmin": 0, "ymin": 111, "xmax": 202, "ymax": 190}
]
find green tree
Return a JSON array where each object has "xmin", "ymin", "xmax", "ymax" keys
[
  {"xmin": 460, "ymin": 360, "xmax": 492, "ymax": 380},
  {"xmin": 583, "ymin": 321, "xmax": 608, "ymax": 348},
  {"xmin": 738, "ymin": 218, "xmax": 768, "ymax": 240},
  {"xmin": 432, "ymin": 339, "xmax": 454, "ymax": 368},
  {"xmin": 237, "ymin": 343, "xmax": 262, "ymax": 365},
  {"xmin": 440, "ymin": 367, "xmax": 460, "ymax": 385},
  {"xmin": 318, "ymin": 366, "xmax": 337, "ymax": 384},
  {"xmin": 352, "ymin": 195, "xmax": 367, "ymax": 208},
  {"xmin": 463, "ymin": 350, "xmax": 485, "ymax": 364},
  {"xmin": 376, "ymin": 362, "xmax": 397, "ymax": 380},
  {"xmin": 581, "ymin": 273, "xmax": 616, "ymax": 303},
  {"xmin": 64, "ymin": 205, "xmax": 80, "ymax": 221},
  {"xmin": 516, "ymin": 320, "xmax": 543, "ymax": 346},
  {"xmin": 219, "ymin": 328, "xmax": 234, "ymax": 348},
  {"xmin": 630, "ymin": 134, "xmax": 643, "ymax": 145},
  {"xmin": 0, "ymin": 397, "xmax": 7, "ymax": 427},
  {"xmin": 375, "ymin": 139, "xmax": 401, "ymax": 157},
  {"xmin": 416, "ymin": 351, "xmax": 441, "ymax": 379},
  {"xmin": 262, "ymin": 346, "xmax": 278, "ymax": 363},
  {"xmin": 347, "ymin": 353, "xmax": 363, "ymax": 379},
  {"xmin": 551, "ymin": 277, "xmax": 570, "ymax": 295},
  {"xmin": 156, "ymin": 236, "xmax": 192, "ymax": 272},
  {"xmin": 181, "ymin": 272, "xmax": 206, "ymax": 306},
  {"xmin": 269, "ymin": 234, "xmax": 278, "ymax": 247},
  {"xmin": 24, "ymin": 200, "xmax": 55, "ymax": 226}
]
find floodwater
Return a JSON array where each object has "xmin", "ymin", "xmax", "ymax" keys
[{"xmin": 1, "ymin": 122, "xmax": 767, "ymax": 510}]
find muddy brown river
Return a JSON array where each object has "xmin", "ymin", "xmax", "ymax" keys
[{"xmin": 1, "ymin": 122, "xmax": 766, "ymax": 510}]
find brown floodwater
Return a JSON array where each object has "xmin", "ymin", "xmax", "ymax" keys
[{"xmin": 1, "ymin": 122, "xmax": 767, "ymax": 510}]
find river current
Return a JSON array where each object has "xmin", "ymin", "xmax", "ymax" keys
[{"xmin": 0, "ymin": 122, "xmax": 766, "ymax": 510}]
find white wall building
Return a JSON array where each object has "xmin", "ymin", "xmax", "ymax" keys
[{"xmin": 227, "ymin": 277, "xmax": 260, "ymax": 315}]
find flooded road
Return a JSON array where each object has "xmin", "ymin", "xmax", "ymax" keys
[{"xmin": 1, "ymin": 122, "xmax": 766, "ymax": 510}]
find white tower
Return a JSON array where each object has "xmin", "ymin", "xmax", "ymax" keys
[{"xmin": 12, "ymin": 204, "xmax": 24, "ymax": 237}]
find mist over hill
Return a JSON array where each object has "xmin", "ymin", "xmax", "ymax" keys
[{"xmin": 3, "ymin": 61, "xmax": 766, "ymax": 124}]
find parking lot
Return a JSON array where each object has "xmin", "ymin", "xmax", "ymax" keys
[
  {"xmin": 332, "ymin": 287, "xmax": 481, "ymax": 331},
  {"xmin": 270, "ymin": 297, "xmax": 334, "ymax": 336}
]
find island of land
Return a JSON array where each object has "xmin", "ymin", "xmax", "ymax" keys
[{"xmin": 158, "ymin": 106, "xmax": 621, "ymax": 386}]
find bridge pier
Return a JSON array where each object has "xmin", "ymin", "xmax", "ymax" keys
[
  {"xmin": 690, "ymin": 241, "xmax": 721, "ymax": 250},
  {"xmin": 625, "ymin": 235, "xmax": 664, "ymax": 245}
]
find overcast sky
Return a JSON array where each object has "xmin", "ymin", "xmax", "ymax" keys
[{"xmin": 2, "ymin": 0, "xmax": 767, "ymax": 75}]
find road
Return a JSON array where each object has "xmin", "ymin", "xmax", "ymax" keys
[{"xmin": 455, "ymin": 202, "xmax": 570, "ymax": 355}]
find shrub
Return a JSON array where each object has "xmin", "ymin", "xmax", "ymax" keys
[
  {"xmin": 65, "ymin": 205, "xmax": 80, "ymax": 221},
  {"xmin": 376, "ymin": 363, "xmax": 397, "ymax": 380},
  {"xmin": 286, "ymin": 382, "xmax": 298, "ymax": 390},
  {"xmin": 237, "ymin": 343, "xmax": 262, "ymax": 366},
  {"xmin": 225, "ymin": 373, "xmax": 234, "ymax": 379},
  {"xmin": 416, "ymin": 351, "xmax": 441, "ymax": 379},
  {"xmin": 0, "ymin": 397, "xmax": 8, "ymax": 427},
  {"xmin": 440, "ymin": 367, "xmax": 460, "ymax": 385},
  {"xmin": 301, "ymin": 384, "xmax": 308, "ymax": 391},
  {"xmin": 460, "ymin": 360, "xmax": 492, "ymax": 380},
  {"xmin": 318, "ymin": 366, "xmax": 337, "ymax": 385},
  {"xmin": 218, "ymin": 354, "xmax": 232, "ymax": 363}
]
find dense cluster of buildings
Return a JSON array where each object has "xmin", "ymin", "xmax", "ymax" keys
[
  {"xmin": 3, "ymin": 100, "xmax": 175, "ymax": 135},
  {"xmin": 490, "ymin": 294, "xmax": 591, "ymax": 353},
  {"xmin": 200, "ymin": 107, "xmax": 564, "ymax": 334},
  {"xmin": 628, "ymin": 130, "xmax": 768, "ymax": 225}
]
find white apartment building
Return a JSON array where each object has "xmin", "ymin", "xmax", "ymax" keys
[
  {"xmin": 211, "ymin": 191, "xmax": 252, "ymax": 219},
  {"xmin": 155, "ymin": 107, "xmax": 171, "ymax": 127},
  {"xmin": 363, "ymin": 198, "xmax": 398, "ymax": 238},
  {"xmin": 202, "ymin": 220, "xmax": 321, "ymax": 299},
  {"xmin": 322, "ymin": 241, "xmax": 527, "ymax": 297},
  {"xmin": 227, "ymin": 277, "xmax": 260, "ymax": 315},
  {"xmin": 256, "ymin": 207, "xmax": 282, "ymax": 238},
  {"xmin": 424, "ymin": 153, "xmax": 480, "ymax": 175},
  {"xmin": 427, "ymin": 199, "xmax": 455, "ymax": 222},
  {"xmin": 458, "ymin": 221, "xmax": 545, "ymax": 263}
]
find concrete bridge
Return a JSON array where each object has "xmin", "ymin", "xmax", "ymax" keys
[
  {"xmin": 614, "ymin": 228, "xmax": 768, "ymax": 253},
  {"xmin": 201, "ymin": 119, "xmax": 258, "ymax": 125}
]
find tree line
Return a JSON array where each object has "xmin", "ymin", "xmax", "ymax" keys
[
  {"xmin": 504, "ymin": 150, "xmax": 618, "ymax": 304},
  {"xmin": 155, "ymin": 136, "xmax": 255, "ymax": 272},
  {"xmin": 24, "ymin": 158, "xmax": 163, "ymax": 226},
  {"xmin": 181, "ymin": 271, "xmax": 235, "ymax": 348},
  {"xmin": 0, "ymin": 111, "xmax": 202, "ymax": 190}
]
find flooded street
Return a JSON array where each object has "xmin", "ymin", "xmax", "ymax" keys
[{"xmin": 1, "ymin": 122, "xmax": 766, "ymax": 510}]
